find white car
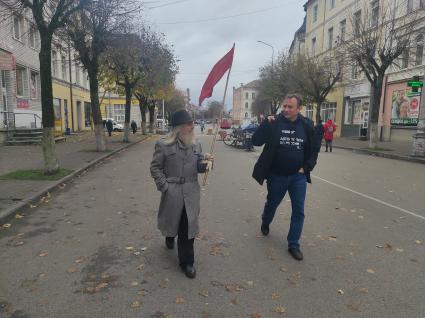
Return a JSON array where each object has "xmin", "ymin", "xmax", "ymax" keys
[{"xmin": 104, "ymin": 118, "xmax": 124, "ymax": 131}]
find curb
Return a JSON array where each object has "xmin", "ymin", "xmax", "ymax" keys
[
  {"xmin": 332, "ymin": 145, "xmax": 425, "ymax": 165},
  {"xmin": 0, "ymin": 136, "xmax": 151, "ymax": 223}
]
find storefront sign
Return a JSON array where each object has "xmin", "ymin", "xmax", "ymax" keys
[
  {"xmin": 390, "ymin": 89, "xmax": 420, "ymax": 126},
  {"xmin": 0, "ymin": 50, "xmax": 15, "ymax": 71},
  {"xmin": 17, "ymin": 98, "xmax": 29, "ymax": 109}
]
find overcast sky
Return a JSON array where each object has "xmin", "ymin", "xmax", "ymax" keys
[{"xmin": 143, "ymin": 0, "xmax": 306, "ymax": 109}]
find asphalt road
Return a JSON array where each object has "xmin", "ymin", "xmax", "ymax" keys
[{"xmin": 1, "ymin": 130, "xmax": 424, "ymax": 318}]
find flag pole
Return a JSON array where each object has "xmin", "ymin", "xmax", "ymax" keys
[{"xmin": 202, "ymin": 61, "xmax": 233, "ymax": 186}]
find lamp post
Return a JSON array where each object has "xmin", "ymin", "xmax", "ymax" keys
[{"xmin": 257, "ymin": 40, "xmax": 274, "ymax": 68}]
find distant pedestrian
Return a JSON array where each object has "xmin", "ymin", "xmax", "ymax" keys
[
  {"xmin": 200, "ymin": 121, "xmax": 205, "ymax": 134},
  {"xmin": 323, "ymin": 119, "xmax": 336, "ymax": 152},
  {"xmin": 106, "ymin": 119, "xmax": 113, "ymax": 137},
  {"xmin": 314, "ymin": 120, "xmax": 324, "ymax": 152},
  {"xmin": 150, "ymin": 109, "xmax": 214, "ymax": 279},
  {"xmin": 252, "ymin": 94, "xmax": 320, "ymax": 261},
  {"xmin": 131, "ymin": 120, "xmax": 137, "ymax": 134}
]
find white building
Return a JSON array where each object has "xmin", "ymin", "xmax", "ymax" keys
[{"xmin": 232, "ymin": 80, "xmax": 260, "ymax": 125}]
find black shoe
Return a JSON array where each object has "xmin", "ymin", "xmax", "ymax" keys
[
  {"xmin": 261, "ymin": 223, "xmax": 269, "ymax": 236},
  {"xmin": 181, "ymin": 264, "xmax": 196, "ymax": 279},
  {"xmin": 165, "ymin": 237, "xmax": 175, "ymax": 249},
  {"xmin": 288, "ymin": 247, "xmax": 303, "ymax": 261}
]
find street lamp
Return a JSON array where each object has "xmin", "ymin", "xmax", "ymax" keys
[{"xmin": 257, "ymin": 40, "xmax": 275, "ymax": 68}]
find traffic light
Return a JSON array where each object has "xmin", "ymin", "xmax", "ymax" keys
[{"xmin": 407, "ymin": 76, "xmax": 423, "ymax": 93}]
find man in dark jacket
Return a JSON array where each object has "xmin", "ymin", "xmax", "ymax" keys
[
  {"xmin": 105, "ymin": 119, "xmax": 113, "ymax": 137},
  {"xmin": 252, "ymin": 94, "xmax": 320, "ymax": 261}
]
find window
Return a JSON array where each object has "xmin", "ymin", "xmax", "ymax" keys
[
  {"xmin": 351, "ymin": 63, "xmax": 358, "ymax": 79},
  {"xmin": 320, "ymin": 102, "xmax": 336, "ymax": 122},
  {"xmin": 16, "ymin": 67, "xmax": 26, "ymax": 97},
  {"xmin": 330, "ymin": 0, "xmax": 335, "ymax": 9},
  {"xmin": 371, "ymin": 0, "xmax": 379, "ymax": 28},
  {"xmin": 75, "ymin": 56, "xmax": 81, "ymax": 85},
  {"xmin": 245, "ymin": 92, "xmax": 249, "ymax": 99},
  {"xmin": 416, "ymin": 35, "xmax": 423, "ymax": 66},
  {"xmin": 252, "ymin": 92, "xmax": 256, "ymax": 99},
  {"xmin": 61, "ymin": 54, "xmax": 67, "ymax": 80},
  {"xmin": 245, "ymin": 102, "xmax": 249, "ymax": 109},
  {"xmin": 328, "ymin": 27, "xmax": 334, "ymax": 50},
  {"xmin": 83, "ymin": 70, "xmax": 88, "ymax": 88},
  {"xmin": 113, "ymin": 104, "xmax": 125, "ymax": 122},
  {"xmin": 407, "ymin": 0, "xmax": 413, "ymax": 13},
  {"xmin": 52, "ymin": 50, "xmax": 58, "ymax": 77},
  {"xmin": 344, "ymin": 100, "xmax": 353, "ymax": 124},
  {"xmin": 354, "ymin": 10, "xmax": 362, "ymax": 36},
  {"xmin": 29, "ymin": 25, "xmax": 39, "ymax": 49},
  {"xmin": 13, "ymin": 15, "xmax": 24, "ymax": 41},
  {"xmin": 313, "ymin": 4, "xmax": 318, "ymax": 22},
  {"xmin": 245, "ymin": 112, "xmax": 248, "ymax": 118},
  {"xmin": 84, "ymin": 102, "xmax": 92, "ymax": 127},
  {"xmin": 53, "ymin": 98, "xmax": 62, "ymax": 119},
  {"xmin": 402, "ymin": 49, "xmax": 409, "ymax": 69},
  {"xmin": 340, "ymin": 20, "xmax": 346, "ymax": 43},
  {"xmin": 311, "ymin": 37, "xmax": 317, "ymax": 56},
  {"xmin": 305, "ymin": 105, "xmax": 313, "ymax": 120},
  {"xmin": 30, "ymin": 72, "xmax": 38, "ymax": 99}
]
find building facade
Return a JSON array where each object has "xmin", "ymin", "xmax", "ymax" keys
[
  {"xmin": 232, "ymin": 80, "xmax": 260, "ymax": 125},
  {"xmin": 300, "ymin": 0, "xmax": 425, "ymax": 141}
]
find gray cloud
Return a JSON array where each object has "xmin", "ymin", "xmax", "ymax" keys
[{"xmin": 144, "ymin": 0, "xmax": 305, "ymax": 108}]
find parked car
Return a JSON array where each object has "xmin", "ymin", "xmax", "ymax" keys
[
  {"xmin": 220, "ymin": 118, "xmax": 232, "ymax": 129},
  {"xmin": 103, "ymin": 118, "xmax": 124, "ymax": 131}
]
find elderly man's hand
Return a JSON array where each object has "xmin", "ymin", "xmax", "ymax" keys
[{"xmin": 204, "ymin": 153, "xmax": 214, "ymax": 161}]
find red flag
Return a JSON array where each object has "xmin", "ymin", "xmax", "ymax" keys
[{"xmin": 199, "ymin": 44, "xmax": 235, "ymax": 106}]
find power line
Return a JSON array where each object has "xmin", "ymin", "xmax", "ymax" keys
[
  {"xmin": 157, "ymin": 5, "xmax": 284, "ymax": 25},
  {"xmin": 147, "ymin": 0, "xmax": 191, "ymax": 10}
]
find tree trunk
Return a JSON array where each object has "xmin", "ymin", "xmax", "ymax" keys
[
  {"xmin": 39, "ymin": 34, "xmax": 59, "ymax": 174},
  {"xmin": 139, "ymin": 100, "xmax": 147, "ymax": 135},
  {"xmin": 123, "ymin": 82, "xmax": 131, "ymax": 143},
  {"xmin": 369, "ymin": 79, "xmax": 383, "ymax": 148},
  {"xmin": 315, "ymin": 99, "xmax": 323, "ymax": 124},
  {"xmin": 87, "ymin": 64, "xmax": 106, "ymax": 151},
  {"xmin": 148, "ymin": 103, "xmax": 156, "ymax": 134}
]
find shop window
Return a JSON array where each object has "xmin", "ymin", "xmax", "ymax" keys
[
  {"xmin": 53, "ymin": 98, "xmax": 61, "ymax": 119},
  {"xmin": 113, "ymin": 104, "xmax": 125, "ymax": 123},
  {"xmin": 320, "ymin": 102, "xmax": 336, "ymax": 122},
  {"xmin": 16, "ymin": 66, "xmax": 26, "ymax": 97},
  {"xmin": 30, "ymin": 72, "xmax": 38, "ymax": 99},
  {"xmin": 416, "ymin": 34, "xmax": 423, "ymax": 66}
]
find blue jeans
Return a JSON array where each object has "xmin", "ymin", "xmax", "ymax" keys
[{"xmin": 262, "ymin": 173, "xmax": 307, "ymax": 248}]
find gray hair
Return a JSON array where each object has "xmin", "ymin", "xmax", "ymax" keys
[{"xmin": 163, "ymin": 124, "xmax": 195, "ymax": 147}]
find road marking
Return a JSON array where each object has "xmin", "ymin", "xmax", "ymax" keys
[{"xmin": 312, "ymin": 175, "xmax": 425, "ymax": 221}]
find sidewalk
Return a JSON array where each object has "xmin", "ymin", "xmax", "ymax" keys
[
  {"xmin": 331, "ymin": 136, "xmax": 425, "ymax": 164},
  {"xmin": 0, "ymin": 131, "xmax": 150, "ymax": 219}
]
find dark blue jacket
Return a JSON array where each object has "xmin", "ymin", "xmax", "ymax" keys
[{"xmin": 252, "ymin": 114, "xmax": 320, "ymax": 184}]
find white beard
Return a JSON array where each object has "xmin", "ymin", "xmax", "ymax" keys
[{"xmin": 179, "ymin": 131, "xmax": 195, "ymax": 147}]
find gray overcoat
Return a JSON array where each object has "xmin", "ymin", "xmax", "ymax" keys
[{"xmin": 150, "ymin": 139, "xmax": 207, "ymax": 239}]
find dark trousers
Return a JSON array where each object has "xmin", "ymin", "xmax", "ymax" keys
[
  {"xmin": 176, "ymin": 208, "xmax": 194, "ymax": 267},
  {"xmin": 262, "ymin": 173, "xmax": 307, "ymax": 248},
  {"xmin": 325, "ymin": 140, "xmax": 332, "ymax": 152},
  {"xmin": 107, "ymin": 130, "xmax": 112, "ymax": 136}
]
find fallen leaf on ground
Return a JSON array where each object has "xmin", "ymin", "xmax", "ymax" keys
[
  {"xmin": 251, "ymin": 312, "xmax": 262, "ymax": 318},
  {"xmin": 2, "ymin": 224, "xmax": 11, "ymax": 229},
  {"xmin": 335, "ymin": 256, "xmax": 345, "ymax": 261},
  {"xmin": 175, "ymin": 297, "xmax": 185, "ymax": 304},
  {"xmin": 75, "ymin": 256, "xmax": 87, "ymax": 263},
  {"xmin": 385, "ymin": 243, "xmax": 393, "ymax": 250},
  {"xmin": 67, "ymin": 267, "xmax": 78, "ymax": 274},
  {"xmin": 328, "ymin": 236, "xmax": 337, "ymax": 241},
  {"xmin": 136, "ymin": 264, "xmax": 144, "ymax": 271},
  {"xmin": 14, "ymin": 241, "xmax": 25, "ymax": 246},
  {"xmin": 395, "ymin": 248, "xmax": 404, "ymax": 252},
  {"xmin": 280, "ymin": 267, "xmax": 287, "ymax": 272},
  {"xmin": 367, "ymin": 268, "xmax": 375, "ymax": 274},
  {"xmin": 245, "ymin": 281, "xmax": 254, "ymax": 287},
  {"xmin": 125, "ymin": 246, "xmax": 135, "ymax": 251},
  {"xmin": 273, "ymin": 305, "xmax": 286, "ymax": 314},
  {"xmin": 337, "ymin": 289, "xmax": 344, "ymax": 295},
  {"xmin": 346, "ymin": 303, "xmax": 361, "ymax": 312},
  {"xmin": 141, "ymin": 247, "xmax": 147, "ymax": 251},
  {"xmin": 130, "ymin": 301, "xmax": 141, "ymax": 308},
  {"xmin": 376, "ymin": 245, "xmax": 383, "ymax": 248},
  {"xmin": 225, "ymin": 284, "xmax": 245, "ymax": 292},
  {"xmin": 133, "ymin": 252, "xmax": 141, "ymax": 256},
  {"xmin": 39, "ymin": 251, "xmax": 48, "ymax": 257},
  {"xmin": 95, "ymin": 283, "xmax": 108, "ymax": 292},
  {"xmin": 131, "ymin": 281, "xmax": 139, "ymax": 287},
  {"xmin": 159, "ymin": 278, "xmax": 169, "ymax": 289},
  {"xmin": 199, "ymin": 288, "xmax": 209, "ymax": 297},
  {"xmin": 359, "ymin": 288, "xmax": 369, "ymax": 294},
  {"xmin": 415, "ymin": 240, "xmax": 423, "ymax": 245},
  {"xmin": 15, "ymin": 214, "xmax": 24, "ymax": 219},
  {"xmin": 271, "ymin": 292, "xmax": 280, "ymax": 300}
]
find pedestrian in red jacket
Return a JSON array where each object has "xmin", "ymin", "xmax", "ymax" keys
[{"xmin": 323, "ymin": 119, "xmax": 336, "ymax": 152}]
